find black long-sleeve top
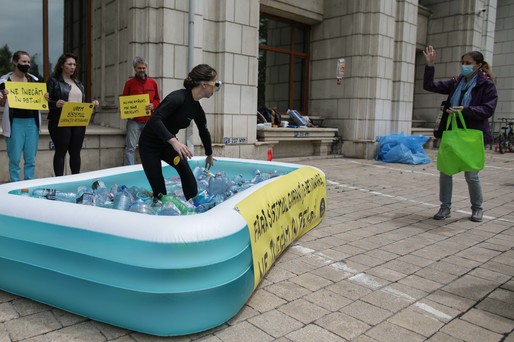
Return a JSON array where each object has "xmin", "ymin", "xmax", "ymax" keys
[{"xmin": 140, "ymin": 88, "xmax": 213, "ymax": 155}]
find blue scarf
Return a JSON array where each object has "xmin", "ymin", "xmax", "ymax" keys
[{"xmin": 451, "ymin": 75, "xmax": 477, "ymax": 107}]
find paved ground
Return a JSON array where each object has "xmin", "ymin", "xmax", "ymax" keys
[{"xmin": 1, "ymin": 148, "xmax": 513, "ymax": 341}]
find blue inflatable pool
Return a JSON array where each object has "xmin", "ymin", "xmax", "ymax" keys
[{"xmin": 0, "ymin": 157, "xmax": 326, "ymax": 336}]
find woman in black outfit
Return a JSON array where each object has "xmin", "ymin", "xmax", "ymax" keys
[
  {"xmin": 139, "ymin": 64, "xmax": 221, "ymax": 200},
  {"xmin": 47, "ymin": 53, "xmax": 100, "ymax": 176}
]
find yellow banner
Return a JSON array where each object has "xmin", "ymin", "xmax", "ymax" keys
[
  {"xmin": 235, "ymin": 166, "xmax": 327, "ymax": 289},
  {"xmin": 58, "ymin": 102, "xmax": 94, "ymax": 127},
  {"xmin": 5, "ymin": 81, "xmax": 48, "ymax": 110},
  {"xmin": 119, "ymin": 94, "xmax": 151, "ymax": 119}
]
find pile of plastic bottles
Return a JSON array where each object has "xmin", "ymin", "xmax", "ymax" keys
[{"xmin": 22, "ymin": 167, "xmax": 282, "ymax": 216}]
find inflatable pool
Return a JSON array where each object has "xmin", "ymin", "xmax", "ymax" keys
[{"xmin": 0, "ymin": 157, "xmax": 326, "ymax": 336}]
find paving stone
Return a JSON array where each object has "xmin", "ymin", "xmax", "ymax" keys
[
  {"xmin": 247, "ymin": 289, "xmax": 287, "ymax": 313},
  {"xmin": 278, "ymin": 298, "xmax": 330, "ymax": 324},
  {"xmin": 0, "ymin": 303, "xmax": 18, "ymax": 323},
  {"xmin": 477, "ymin": 297, "xmax": 514, "ymax": 320},
  {"xmin": 0, "ymin": 293, "xmax": 17, "ymax": 304},
  {"xmin": 387, "ymin": 307, "xmax": 444, "ymax": 337},
  {"xmin": 91, "ymin": 320, "xmax": 129, "ymax": 340},
  {"xmin": 360, "ymin": 288, "xmax": 414, "ymax": 313},
  {"xmin": 315, "ymin": 312, "xmax": 370, "ymax": 340},
  {"xmin": 340, "ymin": 300, "xmax": 392, "ymax": 325},
  {"xmin": 265, "ymin": 266, "xmax": 296, "ymax": 283},
  {"xmin": 289, "ymin": 272, "xmax": 333, "ymax": 292},
  {"xmin": 456, "ymin": 246, "xmax": 502, "ymax": 263},
  {"xmin": 411, "ymin": 298, "xmax": 461, "ymax": 322},
  {"xmin": 414, "ymin": 266, "xmax": 459, "ymax": 285},
  {"xmin": 0, "ymin": 323, "xmax": 9, "ymax": 342},
  {"xmin": 482, "ymin": 260, "xmax": 514, "ymax": 277},
  {"xmin": 10, "ymin": 299, "xmax": 51, "ymax": 317},
  {"xmin": 227, "ymin": 305, "xmax": 259, "ymax": 326},
  {"xmin": 441, "ymin": 318, "xmax": 503, "ymax": 342},
  {"xmin": 310, "ymin": 264, "xmax": 353, "ymax": 282},
  {"xmin": 326, "ymin": 280, "xmax": 373, "ymax": 300},
  {"xmin": 461, "ymin": 308, "xmax": 514, "ymax": 335},
  {"xmin": 469, "ymin": 267, "xmax": 512, "ymax": 284},
  {"xmin": 248, "ymin": 309, "xmax": 303, "ymax": 338},
  {"xmin": 366, "ymin": 266, "xmax": 407, "ymax": 282},
  {"xmin": 426, "ymin": 331, "xmax": 466, "ymax": 341},
  {"xmin": 427, "ymin": 260, "xmax": 472, "ymax": 277},
  {"xmin": 303, "ymin": 289, "xmax": 352, "ymax": 311},
  {"xmin": 264, "ymin": 280, "xmax": 312, "ymax": 301},
  {"xmin": 26, "ymin": 322, "xmax": 107, "ymax": 342},
  {"xmin": 214, "ymin": 321, "xmax": 273, "ymax": 342},
  {"xmin": 397, "ymin": 254, "xmax": 435, "ymax": 268},
  {"xmin": 381, "ymin": 259, "xmax": 421, "ymax": 275},
  {"xmin": 365, "ymin": 321, "xmax": 425, "ymax": 342},
  {"xmin": 285, "ymin": 324, "xmax": 344, "ymax": 342},
  {"xmin": 442, "ymin": 274, "xmax": 500, "ymax": 301},
  {"xmin": 398, "ymin": 274, "xmax": 443, "ymax": 292},
  {"xmin": 4, "ymin": 311, "xmax": 61, "ymax": 341},
  {"xmin": 51, "ymin": 309, "xmax": 88, "ymax": 327}
]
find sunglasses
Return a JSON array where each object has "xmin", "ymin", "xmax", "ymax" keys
[{"xmin": 204, "ymin": 80, "xmax": 222, "ymax": 92}]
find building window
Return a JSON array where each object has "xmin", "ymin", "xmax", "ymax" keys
[
  {"xmin": 258, "ymin": 15, "xmax": 310, "ymax": 114},
  {"xmin": 0, "ymin": 0, "xmax": 91, "ymax": 99}
]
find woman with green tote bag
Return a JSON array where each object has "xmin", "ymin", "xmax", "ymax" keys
[{"xmin": 423, "ymin": 45, "xmax": 498, "ymax": 222}]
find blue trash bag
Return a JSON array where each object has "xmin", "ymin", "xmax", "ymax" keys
[{"xmin": 376, "ymin": 133, "xmax": 431, "ymax": 165}]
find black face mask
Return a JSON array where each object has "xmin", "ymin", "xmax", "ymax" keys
[{"xmin": 17, "ymin": 64, "xmax": 30, "ymax": 73}]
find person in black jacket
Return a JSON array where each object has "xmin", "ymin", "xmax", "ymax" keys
[
  {"xmin": 139, "ymin": 64, "xmax": 220, "ymax": 200},
  {"xmin": 47, "ymin": 53, "xmax": 100, "ymax": 176}
]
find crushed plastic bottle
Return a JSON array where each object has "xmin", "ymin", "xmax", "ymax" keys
[
  {"xmin": 160, "ymin": 195, "xmax": 194, "ymax": 215},
  {"xmin": 128, "ymin": 200, "xmax": 156, "ymax": 215},
  {"xmin": 113, "ymin": 190, "xmax": 133, "ymax": 211},
  {"xmin": 32, "ymin": 188, "xmax": 77, "ymax": 202},
  {"xmin": 209, "ymin": 172, "xmax": 226, "ymax": 197}
]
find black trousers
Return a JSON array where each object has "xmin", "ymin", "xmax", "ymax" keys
[
  {"xmin": 139, "ymin": 141, "xmax": 197, "ymax": 200},
  {"xmin": 48, "ymin": 119, "xmax": 86, "ymax": 176}
]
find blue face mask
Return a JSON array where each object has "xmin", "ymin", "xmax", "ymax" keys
[{"xmin": 460, "ymin": 65, "xmax": 475, "ymax": 77}]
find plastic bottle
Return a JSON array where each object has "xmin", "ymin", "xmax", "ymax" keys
[
  {"xmin": 32, "ymin": 188, "xmax": 77, "ymax": 202},
  {"xmin": 161, "ymin": 195, "xmax": 194, "ymax": 215},
  {"xmin": 158, "ymin": 201, "xmax": 181, "ymax": 216},
  {"xmin": 209, "ymin": 172, "xmax": 226, "ymax": 196},
  {"xmin": 91, "ymin": 180, "xmax": 106, "ymax": 191},
  {"xmin": 113, "ymin": 190, "xmax": 133, "ymax": 211},
  {"xmin": 128, "ymin": 200, "xmax": 156, "ymax": 215},
  {"xmin": 19, "ymin": 188, "xmax": 30, "ymax": 196}
]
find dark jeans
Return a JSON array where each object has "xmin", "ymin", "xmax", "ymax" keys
[{"xmin": 48, "ymin": 119, "xmax": 86, "ymax": 176}]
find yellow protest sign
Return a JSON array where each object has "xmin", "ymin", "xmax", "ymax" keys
[
  {"xmin": 119, "ymin": 94, "xmax": 151, "ymax": 119},
  {"xmin": 235, "ymin": 166, "xmax": 327, "ymax": 289},
  {"xmin": 58, "ymin": 102, "xmax": 94, "ymax": 127},
  {"xmin": 5, "ymin": 81, "xmax": 48, "ymax": 110}
]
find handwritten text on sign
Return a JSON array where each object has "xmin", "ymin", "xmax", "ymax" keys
[
  {"xmin": 235, "ymin": 166, "xmax": 327, "ymax": 289},
  {"xmin": 58, "ymin": 102, "xmax": 94, "ymax": 127},
  {"xmin": 5, "ymin": 81, "xmax": 48, "ymax": 110},
  {"xmin": 119, "ymin": 94, "xmax": 150, "ymax": 119}
]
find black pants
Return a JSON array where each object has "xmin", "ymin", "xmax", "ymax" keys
[
  {"xmin": 139, "ymin": 141, "xmax": 197, "ymax": 200},
  {"xmin": 48, "ymin": 119, "xmax": 86, "ymax": 176}
]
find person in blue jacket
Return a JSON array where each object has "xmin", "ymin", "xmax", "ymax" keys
[
  {"xmin": 139, "ymin": 64, "xmax": 221, "ymax": 200},
  {"xmin": 423, "ymin": 45, "xmax": 498, "ymax": 222}
]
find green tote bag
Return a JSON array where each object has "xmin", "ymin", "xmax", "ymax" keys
[{"xmin": 437, "ymin": 111, "xmax": 485, "ymax": 176}]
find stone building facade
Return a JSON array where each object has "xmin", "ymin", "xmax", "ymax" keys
[{"xmin": 1, "ymin": 0, "xmax": 513, "ymax": 181}]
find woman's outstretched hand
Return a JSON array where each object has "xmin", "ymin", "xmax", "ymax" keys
[
  {"xmin": 169, "ymin": 138, "xmax": 193, "ymax": 160},
  {"xmin": 423, "ymin": 45, "xmax": 436, "ymax": 66}
]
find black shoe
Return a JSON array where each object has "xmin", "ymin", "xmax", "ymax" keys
[
  {"xmin": 471, "ymin": 208, "xmax": 483, "ymax": 222},
  {"xmin": 434, "ymin": 207, "xmax": 451, "ymax": 220}
]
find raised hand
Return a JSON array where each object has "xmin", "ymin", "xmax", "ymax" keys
[{"xmin": 423, "ymin": 45, "xmax": 436, "ymax": 66}]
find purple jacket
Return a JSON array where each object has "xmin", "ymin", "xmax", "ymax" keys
[{"xmin": 423, "ymin": 65, "xmax": 498, "ymax": 144}]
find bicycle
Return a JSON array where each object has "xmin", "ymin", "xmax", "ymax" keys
[{"xmin": 496, "ymin": 118, "xmax": 514, "ymax": 154}]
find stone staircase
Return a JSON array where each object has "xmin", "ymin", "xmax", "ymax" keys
[{"xmin": 411, "ymin": 119, "xmax": 439, "ymax": 149}]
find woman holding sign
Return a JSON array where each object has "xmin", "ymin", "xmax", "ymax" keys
[
  {"xmin": 47, "ymin": 53, "xmax": 100, "ymax": 176},
  {"xmin": 0, "ymin": 50, "xmax": 49, "ymax": 182},
  {"xmin": 139, "ymin": 64, "xmax": 220, "ymax": 200}
]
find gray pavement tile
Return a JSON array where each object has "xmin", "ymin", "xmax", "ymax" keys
[
  {"xmin": 285, "ymin": 324, "xmax": 344, "ymax": 342},
  {"xmin": 410, "ymin": 298, "xmax": 461, "ymax": 323},
  {"xmin": 214, "ymin": 321, "xmax": 273, "ymax": 342},
  {"xmin": 365, "ymin": 321, "xmax": 425, "ymax": 342},
  {"xmin": 387, "ymin": 307, "xmax": 445, "ymax": 337},
  {"xmin": 326, "ymin": 279, "xmax": 373, "ymax": 300},
  {"xmin": 303, "ymin": 288, "xmax": 352, "ymax": 311},
  {"xmin": 481, "ymin": 260, "xmax": 514, "ymax": 277},
  {"xmin": 414, "ymin": 266, "xmax": 459, "ymax": 285},
  {"xmin": 51, "ymin": 309, "xmax": 88, "ymax": 328},
  {"xmin": 426, "ymin": 331, "xmax": 466, "ymax": 341},
  {"xmin": 4, "ymin": 311, "xmax": 61, "ymax": 341},
  {"xmin": 340, "ymin": 300, "xmax": 392, "ymax": 325},
  {"xmin": 246, "ymin": 289, "xmax": 287, "ymax": 313},
  {"xmin": 25, "ymin": 322, "xmax": 107, "ymax": 342},
  {"xmin": 441, "ymin": 274, "xmax": 501, "ymax": 301},
  {"xmin": 278, "ymin": 298, "xmax": 330, "ymax": 324},
  {"xmin": 398, "ymin": 274, "xmax": 443, "ymax": 292},
  {"xmin": 264, "ymin": 280, "xmax": 312, "ymax": 301},
  {"xmin": 10, "ymin": 299, "xmax": 50, "ymax": 317},
  {"xmin": 0, "ymin": 303, "xmax": 18, "ymax": 323},
  {"xmin": 424, "ymin": 289, "xmax": 477, "ymax": 313},
  {"xmin": 248, "ymin": 309, "xmax": 303, "ymax": 338},
  {"xmin": 289, "ymin": 272, "xmax": 333, "ymax": 292},
  {"xmin": 367, "ymin": 266, "xmax": 407, "ymax": 282},
  {"xmin": 441, "ymin": 318, "xmax": 504, "ymax": 342},
  {"xmin": 469, "ymin": 267, "xmax": 513, "ymax": 284},
  {"xmin": 461, "ymin": 308, "xmax": 514, "ymax": 335},
  {"xmin": 315, "ymin": 312, "xmax": 370, "ymax": 340}
]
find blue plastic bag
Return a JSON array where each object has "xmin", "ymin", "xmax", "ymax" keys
[{"xmin": 376, "ymin": 133, "xmax": 430, "ymax": 165}]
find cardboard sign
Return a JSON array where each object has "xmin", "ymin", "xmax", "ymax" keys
[
  {"xmin": 58, "ymin": 102, "xmax": 94, "ymax": 127},
  {"xmin": 5, "ymin": 81, "xmax": 48, "ymax": 110},
  {"xmin": 119, "ymin": 94, "xmax": 151, "ymax": 119}
]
